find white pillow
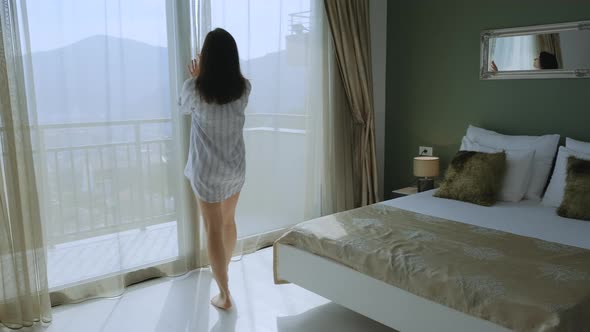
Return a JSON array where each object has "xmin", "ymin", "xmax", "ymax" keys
[
  {"xmin": 466, "ymin": 125, "xmax": 560, "ymax": 201},
  {"xmin": 542, "ymin": 146, "xmax": 590, "ymax": 207},
  {"xmin": 460, "ymin": 136, "xmax": 499, "ymax": 153},
  {"xmin": 566, "ymin": 137, "xmax": 590, "ymax": 154},
  {"xmin": 460, "ymin": 137, "xmax": 535, "ymax": 202}
]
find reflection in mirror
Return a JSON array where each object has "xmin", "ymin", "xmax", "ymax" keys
[
  {"xmin": 481, "ymin": 21, "xmax": 590, "ymax": 79},
  {"xmin": 489, "ymin": 30, "xmax": 590, "ymax": 72}
]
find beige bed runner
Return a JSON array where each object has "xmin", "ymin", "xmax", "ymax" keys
[{"xmin": 273, "ymin": 204, "xmax": 590, "ymax": 332}]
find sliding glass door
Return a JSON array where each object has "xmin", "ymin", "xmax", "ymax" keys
[
  {"xmin": 18, "ymin": 0, "xmax": 191, "ymax": 291},
  {"xmin": 13, "ymin": 0, "xmax": 328, "ymax": 294},
  {"xmin": 206, "ymin": 0, "xmax": 327, "ymax": 239}
]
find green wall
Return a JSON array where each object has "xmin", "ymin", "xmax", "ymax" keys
[{"xmin": 384, "ymin": 1, "xmax": 590, "ymax": 199}]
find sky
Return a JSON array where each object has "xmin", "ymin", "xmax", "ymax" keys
[
  {"xmin": 23, "ymin": 0, "xmax": 312, "ymax": 59},
  {"xmin": 210, "ymin": 0, "xmax": 311, "ymax": 59},
  {"xmin": 24, "ymin": 0, "xmax": 168, "ymax": 52}
]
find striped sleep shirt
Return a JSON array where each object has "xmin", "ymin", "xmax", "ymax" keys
[{"xmin": 178, "ymin": 77, "xmax": 251, "ymax": 203}]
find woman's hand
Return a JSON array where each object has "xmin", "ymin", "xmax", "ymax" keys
[
  {"xmin": 188, "ymin": 58, "xmax": 200, "ymax": 78},
  {"xmin": 490, "ymin": 61, "xmax": 499, "ymax": 72}
]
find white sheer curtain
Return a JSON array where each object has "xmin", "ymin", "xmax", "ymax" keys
[
  {"xmin": 3, "ymin": 0, "xmax": 344, "ymax": 313},
  {"xmin": 196, "ymin": 0, "xmax": 331, "ymax": 247},
  {"xmin": 491, "ymin": 35, "xmax": 540, "ymax": 71},
  {"xmin": 14, "ymin": 0, "xmax": 202, "ymax": 304},
  {"xmin": 0, "ymin": 0, "xmax": 51, "ymax": 327}
]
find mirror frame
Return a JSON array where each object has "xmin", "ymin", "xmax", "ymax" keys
[{"xmin": 480, "ymin": 21, "xmax": 590, "ymax": 80}]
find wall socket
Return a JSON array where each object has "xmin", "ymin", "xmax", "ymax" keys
[{"xmin": 419, "ymin": 146, "xmax": 433, "ymax": 156}]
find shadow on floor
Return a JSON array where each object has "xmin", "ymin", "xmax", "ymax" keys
[
  {"xmin": 154, "ymin": 271, "xmax": 213, "ymax": 332},
  {"xmin": 276, "ymin": 302, "xmax": 396, "ymax": 332},
  {"xmin": 210, "ymin": 308, "xmax": 238, "ymax": 332}
]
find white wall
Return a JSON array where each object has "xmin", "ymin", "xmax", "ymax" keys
[{"xmin": 370, "ymin": 0, "xmax": 388, "ymax": 200}]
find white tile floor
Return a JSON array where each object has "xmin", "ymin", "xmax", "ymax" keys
[
  {"xmin": 7, "ymin": 248, "xmax": 394, "ymax": 332},
  {"xmin": 47, "ymin": 222, "xmax": 179, "ymax": 289},
  {"xmin": 46, "ymin": 216, "xmax": 285, "ymax": 290}
]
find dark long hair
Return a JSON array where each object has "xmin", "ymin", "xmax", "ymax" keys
[
  {"xmin": 539, "ymin": 51, "xmax": 559, "ymax": 69},
  {"xmin": 196, "ymin": 28, "xmax": 246, "ymax": 104}
]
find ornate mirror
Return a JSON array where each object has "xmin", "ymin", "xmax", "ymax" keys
[{"xmin": 481, "ymin": 21, "xmax": 590, "ymax": 80}]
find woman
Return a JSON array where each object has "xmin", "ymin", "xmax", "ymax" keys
[
  {"xmin": 534, "ymin": 51, "xmax": 559, "ymax": 70},
  {"xmin": 179, "ymin": 28, "xmax": 250, "ymax": 310}
]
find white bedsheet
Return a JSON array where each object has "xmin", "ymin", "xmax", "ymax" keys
[{"xmin": 383, "ymin": 190, "xmax": 590, "ymax": 250}]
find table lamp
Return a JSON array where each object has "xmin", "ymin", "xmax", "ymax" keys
[{"xmin": 413, "ymin": 156, "xmax": 439, "ymax": 192}]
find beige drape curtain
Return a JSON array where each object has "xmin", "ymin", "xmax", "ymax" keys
[
  {"xmin": 324, "ymin": 0, "xmax": 379, "ymax": 206},
  {"xmin": 537, "ymin": 33, "xmax": 563, "ymax": 69},
  {"xmin": 0, "ymin": 0, "xmax": 52, "ymax": 328},
  {"xmin": 301, "ymin": 1, "xmax": 357, "ymax": 216},
  {"xmin": 320, "ymin": 39, "xmax": 357, "ymax": 214}
]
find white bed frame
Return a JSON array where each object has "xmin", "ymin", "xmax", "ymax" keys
[{"xmin": 275, "ymin": 243, "xmax": 511, "ymax": 332}]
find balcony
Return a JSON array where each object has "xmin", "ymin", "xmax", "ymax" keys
[{"xmin": 26, "ymin": 113, "xmax": 307, "ymax": 289}]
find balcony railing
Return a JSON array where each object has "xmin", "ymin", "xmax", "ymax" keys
[
  {"xmin": 24, "ymin": 113, "xmax": 306, "ymax": 246},
  {"xmin": 288, "ymin": 10, "xmax": 310, "ymax": 35},
  {"xmin": 35, "ymin": 118, "xmax": 176, "ymax": 245}
]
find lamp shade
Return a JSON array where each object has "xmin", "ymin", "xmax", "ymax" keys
[{"xmin": 413, "ymin": 156, "xmax": 440, "ymax": 177}]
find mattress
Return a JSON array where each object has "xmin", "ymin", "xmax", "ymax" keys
[
  {"xmin": 274, "ymin": 195, "xmax": 590, "ymax": 332},
  {"xmin": 385, "ymin": 190, "xmax": 590, "ymax": 249}
]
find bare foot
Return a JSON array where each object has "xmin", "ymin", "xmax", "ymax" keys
[{"xmin": 211, "ymin": 293, "xmax": 232, "ymax": 310}]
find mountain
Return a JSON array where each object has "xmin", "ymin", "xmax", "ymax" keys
[
  {"xmin": 242, "ymin": 49, "xmax": 309, "ymax": 115},
  {"xmin": 30, "ymin": 35, "xmax": 310, "ymax": 126},
  {"xmin": 31, "ymin": 35, "xmax": 171, "ymax": 124}
]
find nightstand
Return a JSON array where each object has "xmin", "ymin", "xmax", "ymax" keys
[{"xmin": 391, "ymin": 186, "xmax": 418, "ymax": 199}]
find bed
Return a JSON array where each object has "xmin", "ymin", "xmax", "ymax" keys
[{"xmin": 273, "ymin": 190, "xmax": 590, "ymax": 332}]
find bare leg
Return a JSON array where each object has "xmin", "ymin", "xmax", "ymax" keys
[
  {"xmin": 198, "ymin": 199, "xmax": 232, "ymax": 310},
  {"xmin": 223, "ymin": 222, "xmax": 237, "ymax": 267},
  {"xmin": 221, "ymin": 192, "xmax": 240, "ymax": 267}
]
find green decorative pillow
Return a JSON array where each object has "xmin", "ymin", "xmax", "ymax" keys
[
  {"xmin": 557, "ymin": 157, "xmax": 590, "ymax": 221},
  {"xmin": 434, "ymin": 151, "xmax": 506, "ymax": 206}
]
